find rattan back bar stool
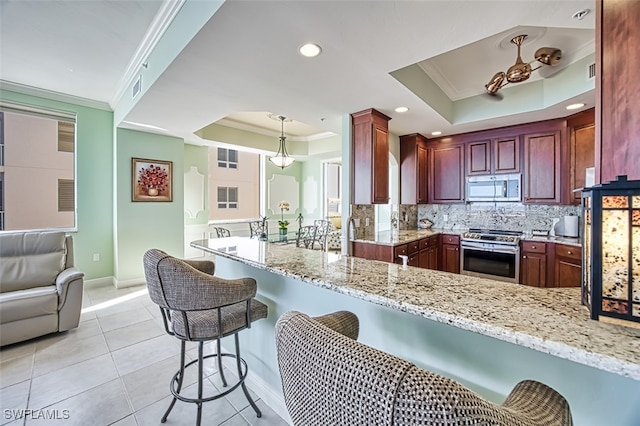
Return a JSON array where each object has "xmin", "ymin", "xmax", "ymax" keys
[{"xmin": 143, "ymin": 249, "xmax": 268, "ymax": 425}]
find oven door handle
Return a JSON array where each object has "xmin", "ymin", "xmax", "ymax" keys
[{"xmin": 461, "ymin": 242, "xmax": 519, "ymax": 255}]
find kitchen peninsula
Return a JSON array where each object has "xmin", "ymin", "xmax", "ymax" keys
[{"xmin": 191, "ymin": 237, "xmax": 640, "ymax": 426}]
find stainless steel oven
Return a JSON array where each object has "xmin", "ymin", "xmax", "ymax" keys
[{"xmin": 460, "ymin": 229, "xmax": 521, "ymax": 284}]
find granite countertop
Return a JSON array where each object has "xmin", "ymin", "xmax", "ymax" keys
[
  {"xmin": 355, "ymin": 229, "xmax": 583, "ymax": 248},
  {"xmin": 522, "ymin": 235, "xmax": 582, "ymax": 247},
  {"xmin": 191, "ymin": 237, "xmax": 640, "ymax": 381},
  {"xmin": 352, "ymin": 229, "xmax": 442, "ymax": 246}
]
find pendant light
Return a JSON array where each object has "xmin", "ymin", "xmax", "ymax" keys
[{"xmin": 269, "ymin": 115, "xmax": 295, "ymax": 169}]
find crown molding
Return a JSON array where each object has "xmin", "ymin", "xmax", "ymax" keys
[
  {"xmin": 109, "ymin": 0, "xmax": 186, "ymax": 109},
  {"xmin": 0, "ymin": 80, "xmax": 111, "ymax": 111}
]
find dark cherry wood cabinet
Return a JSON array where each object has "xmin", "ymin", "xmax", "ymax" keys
[
  {"xmin": 351, "ymin": 108, "xmax": 390, "ymax": 205},
  {"xmin": 520, "ymin": 241, "xmax": 547, "ymax": 287},
  {"xmin": 467, "ymin": 137, "xmax": 519, "ymax": 176},
  {"xmin": 419, "ymin": 235, "xmax": 439, "ymax": 270},
  {"xmin": 597, "ymin": 0, "xmax": 640, "ymax": 183},
  {"xmin": 400, "ymin": 133, "xmax": 429, "ymax": 204},
  {"xmin": 430, "ymin": 144, "xmax": 464, "ymax": 203},
  {"xmin": 523, "ymin": 130, "xmax": 562, "ymax": 204},
  {"xmin": 352, "ymin": 241, "xmax": 393, "ymax": 263},
  {"xmin": 467, "ymin": 140, "xmax": 491, "ymax": 175},
  {"xmin": 440, "ymin": 234, "xmax": 460, "ymax": 274},
  {"xmin": 493, "ymin": 137, "xmax": 520, "ymax": 174},
  {"xmin": 552, "ymin": 244, "xmax": 582, "ymax": 288},
  {"xmin": 568, "ymin": 109, "xmax": 595, "ymax": 204},
  {"xmin": 406, "ymin": 239, "xmax": 421, "ymax": 267}
]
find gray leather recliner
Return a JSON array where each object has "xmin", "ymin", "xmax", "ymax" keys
[{"xmin": 0, "ymin": 231, "xmax": 84, "ymax": 346}]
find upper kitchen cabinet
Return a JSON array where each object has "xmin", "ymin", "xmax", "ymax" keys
[
  {"xmin": 523, "ymin": 130, "xmax": 562, "ymax": 204},
  {"xmin": 568, "ymin": 108, "xmax": 595, "ymax": 204},
  {"xmin": 597, "ymin": 0, "xmax": 640, "ymax": 182},
  {"xmin": 351, "ymin": 108, "xmax": 391, "ymax": 205},
  {"xmin": 467, "ymin": 136, "xmax": 520, "ymax": 176},
  {"xmin": 430, "ymin": 144, "xmax": 465, "ymax": 203},
  {"xmin": 400, "ymin": 133, "xmax": 429, "ymax": 204}
]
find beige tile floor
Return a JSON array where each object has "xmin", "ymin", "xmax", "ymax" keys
[{"xmin": 0, "ymin": 283, "xmax": 288, "ymax": 426}]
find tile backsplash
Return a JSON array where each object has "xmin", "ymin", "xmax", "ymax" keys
[{"xmin": 417, "ymin": 203, "xmax": 581, "ymax": 233}]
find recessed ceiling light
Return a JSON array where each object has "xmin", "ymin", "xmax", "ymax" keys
[
  {"xmin": 395, "ymin": 106, "xmax": 409, "ymax": 113},
  {"xmin": 566, "ymin": 103, "xmax": 585, "ymax": 110},
  {"xmin": 431, "ymin": 131, "xmax": 442, "ymax": 136},
  {"xmin": 299, "ymin": 43, "xmax": 322, "ymax": 57}
]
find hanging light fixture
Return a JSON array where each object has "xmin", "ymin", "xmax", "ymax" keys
[{"xmin": 269, "ymin": 115, "xmax": 295, "ymax": 169}]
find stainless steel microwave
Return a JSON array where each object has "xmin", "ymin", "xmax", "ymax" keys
[{"xmin": 466, "ymin": 173, "xmax": 521, "ymax": 202}]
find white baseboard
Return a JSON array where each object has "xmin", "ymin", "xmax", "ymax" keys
[
  {"xmin": 113, "ymin": 277, "xmax": 146, "ymax": 289},
  {"xmin": 83, "ymin": 276, "xmax": 146, "ymax": 290},
  {"xmin": 83, "ymin": 276, "xmax": 115, "ymax": 288}
]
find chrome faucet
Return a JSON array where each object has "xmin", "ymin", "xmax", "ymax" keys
[{"xmin": 345, "ymin": 215, "xmax": 356, "ymax": 256}]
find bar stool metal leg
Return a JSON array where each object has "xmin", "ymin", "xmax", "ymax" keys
[
  {"xmin": 196, "ymin": 341, "xmax": 203, "ymax": 426},
  {"xmin": 161, "ymin": 340, "xmax": 186, "ymax": 423},
  {"xmin": 217, "ymin": 338, "xmax": 228, "ymax": 387}
]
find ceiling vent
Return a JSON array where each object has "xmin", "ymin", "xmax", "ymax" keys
[
  {"xmin": 132, "ymin": 75, "xmax": 142, "ymax": 99},
  {"xmin": 587, "ymin": 62, "xmax": 596, "ymax": 80}
]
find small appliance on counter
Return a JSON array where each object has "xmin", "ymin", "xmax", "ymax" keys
[{"xmin": 551, "ymin": 215, "xmax": 579, "ymax": 238}]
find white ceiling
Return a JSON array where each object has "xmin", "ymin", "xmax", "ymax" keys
[{"xmin": 0, "ymin": 0, "xmax": 596, "ymax": 153}]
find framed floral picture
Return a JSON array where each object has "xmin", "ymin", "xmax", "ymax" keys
[{"xmin": 132, "ymin": 157, "xmax": 173, "ymax": 202}]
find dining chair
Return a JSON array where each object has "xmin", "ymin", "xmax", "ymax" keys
[
  {"xmin": 248, "ymin": 220, "xmax": 268, "ymax": 239},
  {"xmin": 296, "ymin": 225, "xmax": 317, "ymax": 248},
  {"xmin": 211, "ymin": 226, "xmax": 231, "ymax": 238}
]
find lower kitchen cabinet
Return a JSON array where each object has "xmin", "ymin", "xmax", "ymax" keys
[
  {"xmin": 352, "ymin": 241, "xmax": 393, "ymax": 263},
  {"xmin": 440, "ymin": 234, "xmax": 460, "ymax": 274},
  {"xmin": 419, "ymin": 235, "xmax": 439, "ymax": 270},
  {"xmin": 520, "ymin": 241, "xmax": 547, "ymax": 287},
  {"xmin": 520, "ymin": 241, "xmax": 582, "ymax": 288},
  {"xmin": 553, "ymin": 244, "xmax": 582, "ymax": 287}
]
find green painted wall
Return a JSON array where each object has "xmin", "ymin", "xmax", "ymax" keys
[
  {"xmin": 0, "ymin": 89, "xmax": 114, "ymax": 280},
  {"xmin": 114, "ymin": 128, "xmax": 185, "ymax": 284}
]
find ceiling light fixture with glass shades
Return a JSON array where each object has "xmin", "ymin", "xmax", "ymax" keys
[{"xmin": 269, "ymin": 115, "xmax": 295, "ymax": 169}]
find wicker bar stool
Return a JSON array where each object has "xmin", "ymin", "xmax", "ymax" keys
[
  {"xmin": 143, "ymin": 249, "xmax": 268, "ymax": 425},
  {"xmin": 276, "ymin": 310, "xmax": 573, "ymax": 426}
]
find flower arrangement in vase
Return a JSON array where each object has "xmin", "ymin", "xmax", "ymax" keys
[
  {"xmin": 137, "ymin": 164, "xmax": 168, "ymax": 196},
  {"xmin": 278, "ymin": 201, "xmax": 290, "ymax": 234}
]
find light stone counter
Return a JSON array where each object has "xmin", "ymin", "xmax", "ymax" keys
[
  {"xmin": 352, "ymin": 229, "xmax": 441, "ymax": 246},
  {"xmin": 355, "ymin": 228, "xmax": 583, "ymax": 248},
  {"xmin": 192, "ymin": 237, "xmax": 640, "ymax": 381},
  {"xmin": 524, "ymin": 235, "xmax": 582, "ymax": 247}
]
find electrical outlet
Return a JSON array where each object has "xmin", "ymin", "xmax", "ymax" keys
[
  {"xmin": 443, "ymin": 214, "xmax": 449, "ymax": 222},
  {"xmin": 93, "ymin": 253, "xmax": 100, "ymax": 262},
  {"xmin": 365, "ymin": 217, "xmax": 370, "ymax": 226},
  {"xmin": 354, "ymin": 218, "xmax": 360, "ymax": 227}
]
